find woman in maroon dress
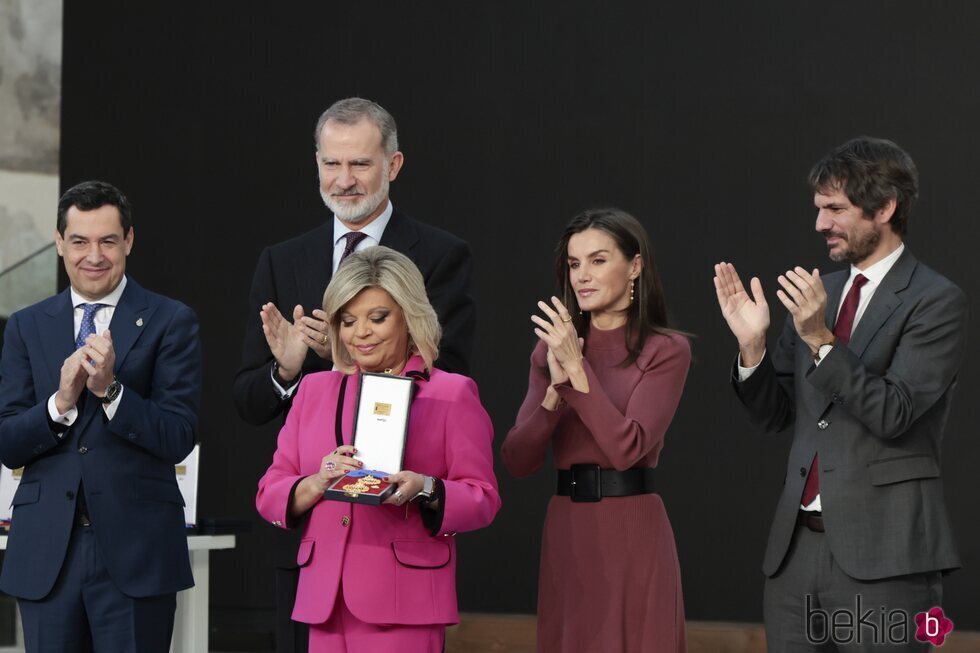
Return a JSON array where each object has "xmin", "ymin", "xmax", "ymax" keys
[{"xmin": 502, "ymin": 208, "xmax": 690, "ymax": 653}]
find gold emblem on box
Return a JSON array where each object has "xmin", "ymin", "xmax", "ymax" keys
[{"xmin": 373, "ymin": 402, "xmax": 392, "ymax": 416}]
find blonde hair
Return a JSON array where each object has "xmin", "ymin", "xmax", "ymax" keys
[{"xmin": 323, "ymin": 246, "xmax": 441, "ymax": 373}]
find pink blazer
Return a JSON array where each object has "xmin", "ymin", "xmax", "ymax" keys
[{"xmin": 256, "ymin": 356, "xmax": 500, "ymax": 626}]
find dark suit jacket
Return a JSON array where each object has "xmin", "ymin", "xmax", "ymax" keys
[
  {"xmin": 0, "ymin": 278, "xmax": 201, "ymax": 599},
  {"xmin": 233, "ymin": 209, "xmax": 476, "ymax": 427},
  {"xmin": 234, "ymin": 210, "xmax": 475, "ymax": 572},
  {"xmin": 734, "ymin": 250, "xmax": 967, "ymax": 580}
]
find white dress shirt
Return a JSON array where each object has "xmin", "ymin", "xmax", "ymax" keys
[
  {"xmin": 331, "ymin": 200, "xmax": 393, "ymax": 273},
  {"xmin": 47, "ymin": 276, "xmax": 128, "ymax": 427}
]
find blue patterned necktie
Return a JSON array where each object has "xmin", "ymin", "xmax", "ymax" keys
[{"xmin": 75, "ymin": 303, "xmax": 107, "ymax": 349}]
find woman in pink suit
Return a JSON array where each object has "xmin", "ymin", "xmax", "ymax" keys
[
  {"xmin": 256, "ymin": 246, "xmax": 500, "ymax": 653},
  {"xmin": 502, "ymin": 208, "xmax": 691, "ymax": 653}
]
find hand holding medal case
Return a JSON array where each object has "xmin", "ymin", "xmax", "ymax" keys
[{"xmin": 323, "ymin": 372, "xmax": 413, "ymax": 505}]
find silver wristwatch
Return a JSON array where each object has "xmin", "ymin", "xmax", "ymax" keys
[{"xmin": 414, "ymin": 475, "xmax": 436, "ymax": 501}]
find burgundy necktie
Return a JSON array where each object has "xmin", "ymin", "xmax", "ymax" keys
[
  {"xmin": 800, "ymin": 274, "xmax": 868, "ymax": 507},
  {"xmin": 339, "ymin": 231, "xmax": 368, "ymax": 266}
]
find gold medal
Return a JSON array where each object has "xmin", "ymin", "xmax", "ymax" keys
[{"xmin": 361, "ymin": 475, "xmax": 381, "ymax": 487}]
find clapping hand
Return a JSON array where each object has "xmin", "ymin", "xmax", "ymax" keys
[
  {"xmin": 80, "ymin": 330, "xmax": 117, "ymax": 397},
  {"xmin": 531, "ymin": 296, "xmax": 588, "ymax": 401},
  {"xmin": 260, "ymin": 304, "xmax": 331, "ymax": 382},
  {"xmin": 532, "ymin": 297, "xmax": 584, "ymax": 374},
  {"xmin": 713, "ymin": 262, "xmax": 770, "ymax": 367},
  {"xmin": 775, "ymin": 266, "xmax": 833, "ymax": 352},
  {"xmin": 55, "ymin": 348, "xmax": 90, "ymax": 414},
  {"xmin": 296, "ymin": 308, "xmax": 332, "ymax": 359}
]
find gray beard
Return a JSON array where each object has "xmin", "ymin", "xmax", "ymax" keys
[{"xmin": 321, "ymin": 177, "xmax": 390, "ymax": 225}]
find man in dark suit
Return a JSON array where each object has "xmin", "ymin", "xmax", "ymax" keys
[
  {"xmin": 0, "ymin": 181, "xmax": 201, "ymax": 652},
  {"xmin": 714, "ymin": 137, "xmax": 966, "ymax": 651},
  {"xmin": 233, "ymin": 97, "xmax": 475, "ymax": 652}
]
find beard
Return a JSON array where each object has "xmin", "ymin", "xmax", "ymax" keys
[
  {"xmin": 827, "ymin": 224, "xmax": 881, "ymax": 264},
  {"xmin": 320, "ymin": 166, "xmax": 391, "ymax": 225}
]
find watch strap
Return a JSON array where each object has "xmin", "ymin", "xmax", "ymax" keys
[
  {"xmin": 811, "ymin": 336, "xmax": 837, "ymax": 361},
  {"xmin": 101, "ymin": 379, "xmax": 122, "ymax": 405},
  {"xmin": 415, "ymin": 475, "xmax": 436, "ymax": 500}
]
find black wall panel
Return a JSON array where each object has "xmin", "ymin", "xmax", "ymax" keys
[{"xmin": 61, "ymin": 0, "xmax": 980, "ymax": 632}]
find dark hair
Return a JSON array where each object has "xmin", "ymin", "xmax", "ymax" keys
[
  {"xmin": 57, "ymin": 180, "xmax": 132, "ymax": 236},
  {"xmin": 555, "ymin": 208, "xmax": 675, "ymax": 366},
  {"xmin": 808, "ymin": 136, "xmax": 918, "ymax": 236}
]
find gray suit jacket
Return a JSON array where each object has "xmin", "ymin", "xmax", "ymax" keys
[{"xmin": 734, "ymin": 249, "xmax": 967, "ymax": 580}]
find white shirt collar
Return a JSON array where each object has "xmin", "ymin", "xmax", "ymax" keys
[
  {"xmin": 848, "ymin": 242, "xmax": 905, "ymax": 286},
  {"xmin": 332, "ymin": 200, "xmax": 393, "ymax": 246},
  {"xmin": 70, "ymin": 275, "xmax": 128, "ymax": 308}
]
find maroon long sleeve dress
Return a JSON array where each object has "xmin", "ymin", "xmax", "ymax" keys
[{"xmin": 502, "ymin": 325, "xmax": 690, "ymax": 653}]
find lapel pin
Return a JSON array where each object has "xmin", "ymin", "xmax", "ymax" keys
[{"xmin": 136, "ymin": 318, "xmax": 144, "ymax": 327}]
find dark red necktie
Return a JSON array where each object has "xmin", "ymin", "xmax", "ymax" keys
[
  {"xmin": 801, "ymin": 274, "xmax": 868, "ymax": 507},
  {"xmin": 339, "ymin": 231, "xmax": 368, "ymax": 266}
]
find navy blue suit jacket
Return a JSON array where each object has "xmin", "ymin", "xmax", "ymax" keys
[{"xmin": 0, "ymin": 278, "xmax": 201, "ymax": 599}]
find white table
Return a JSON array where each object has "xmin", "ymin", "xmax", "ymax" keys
[{"xmin": 0, "ymin": 533, "xmax": 236, "ymax": 652}]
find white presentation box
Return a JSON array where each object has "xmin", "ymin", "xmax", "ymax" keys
[{"xmin": 323, "ymin": 372, "xmax": 413, "ymax": 506}]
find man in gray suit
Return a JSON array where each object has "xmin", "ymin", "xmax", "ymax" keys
[{"xmin": 714, "ymin": 137, "xmax": 966, "ymax": 650}]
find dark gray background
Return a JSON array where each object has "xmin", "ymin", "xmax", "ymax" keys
[{"xmin": 58, "ymin": 0, "xmax": 980, "ymax": 642}]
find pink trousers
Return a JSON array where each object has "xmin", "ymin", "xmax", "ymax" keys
[{"xmin": 308, "ymin": 586, "xmax": 445, "ymax": 653}]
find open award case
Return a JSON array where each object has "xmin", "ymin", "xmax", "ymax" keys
[{"xmin": 323, "ymin": 372, "xmax": 414, "ymax": 505}]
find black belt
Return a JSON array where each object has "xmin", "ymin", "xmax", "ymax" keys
[
  {"xmin": 797, "ymin": 511, "xmax": 824, "ymax": 533},
  {"xmin": 556, "ymin": 464, "xmax": 656, "ymax": 502}
]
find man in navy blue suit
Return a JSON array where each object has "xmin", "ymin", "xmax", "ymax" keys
[{"xmin": 0, "ymin": 181, "xmax": 201, "ymax": 652}]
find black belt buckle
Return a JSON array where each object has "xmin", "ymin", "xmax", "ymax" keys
[{"xmin": 569, "ymin": 464, "xmax": 601, "ymax": 502}]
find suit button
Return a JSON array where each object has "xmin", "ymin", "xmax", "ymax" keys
[
  {"xmin": 66, "ymin": 491, "xmax": 75, "ymax": 500},
  {"xmin": 817, "ymin": 420, "xmax": 829, "ymax": 430},
  {"xmin": 78, "ymin": 446, "xmax": 88, "ymax": 454},
  {"xmin": 799, "ymin": 467, "xmax": 806, "ymax": 477},
  {"xmin": 341, "ymin": 516, "xmax": 350, "ymax": 527}
]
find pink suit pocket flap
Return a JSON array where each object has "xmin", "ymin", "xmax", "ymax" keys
[
  {"xmin": 391, "ymin": 539, "xmax": 452, "ymax": 569},
  {"xmin": 296, "ymin": 538, "xmax": 315, "ymax": 567}
]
